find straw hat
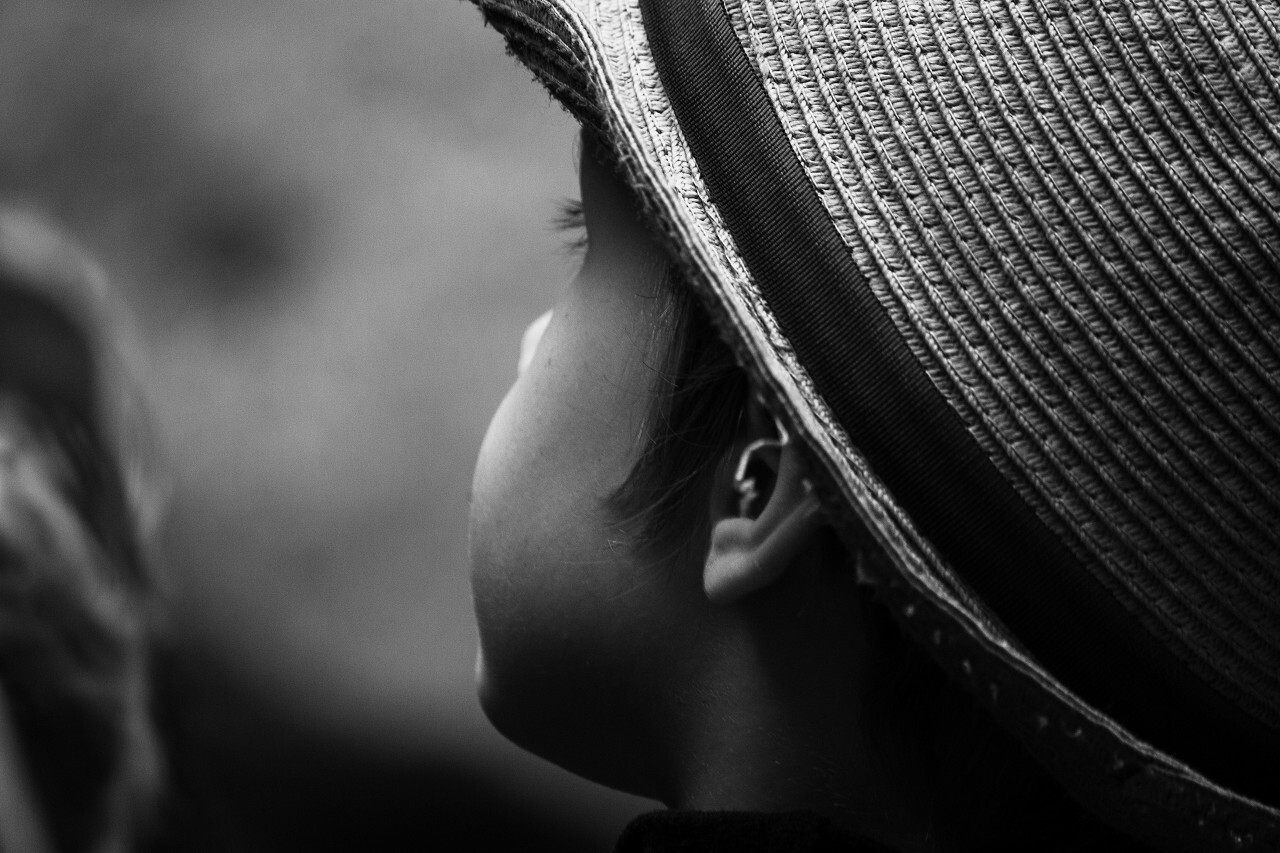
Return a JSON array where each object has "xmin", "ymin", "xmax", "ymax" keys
[{"xmin": 472, "ymin": 0, "xmax": 1280, "ymax": 849}]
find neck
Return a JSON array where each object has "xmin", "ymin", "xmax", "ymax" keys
[{"xmin": 656, "ymin": 575, "xmax": 937, "ymax": 852}]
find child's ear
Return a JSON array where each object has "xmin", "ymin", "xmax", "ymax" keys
[{"xmin": 704, "ymin": 403, "xmax": 824, "ymax": 604}]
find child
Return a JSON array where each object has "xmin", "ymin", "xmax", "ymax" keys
[{"xmin": 466, "ymin": 0, "xmax": 1280, "ymax": 850}]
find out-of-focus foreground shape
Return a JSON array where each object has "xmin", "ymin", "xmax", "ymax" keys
[{"xmin": 0, "ymin": 1, "xmax": 654, "ymax": 849}]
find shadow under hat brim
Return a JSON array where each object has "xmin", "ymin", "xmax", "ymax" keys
[{"xmin": 470, "ymin": 0, "xmax": 1280, "ymax": 849}]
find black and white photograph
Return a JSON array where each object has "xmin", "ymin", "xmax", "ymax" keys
[{"xmin": 0, "ymin": 1, "xmax": 1278, "ymax": 851}]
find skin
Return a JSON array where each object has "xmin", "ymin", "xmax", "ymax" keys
[
  {"xmin": 468, "ymin": 134, "xmax": 935, "ymax": 850},
  {"xmin": 469, "ymin": 134, "xmax": 703, "ymax": 796}
]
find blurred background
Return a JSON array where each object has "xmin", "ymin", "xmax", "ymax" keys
[{"xmin": 0, "ymin": 1, "xmax": 655, "ymax": 849}]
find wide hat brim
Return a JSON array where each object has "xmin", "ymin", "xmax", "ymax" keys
[{"xmin": 472, "ymin": 0, "xmax": 1280, "ymax": 849}]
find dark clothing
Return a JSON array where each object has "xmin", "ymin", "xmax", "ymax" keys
[
  {"xmin": 615, "ymin": 809, "xmax": 1160, "ymax": 853},
  {"xmin": 615, "ymin": 810, "xmax": 895, "ymax": 853}
]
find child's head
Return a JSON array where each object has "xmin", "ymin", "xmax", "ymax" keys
[
  {"xmin": 468, "ymin": 135, "xmax": 738, "ymax": 797},
  {"xmin": 470, "ymin": 129, "xmax": 1100, "ymax": 852},
  {"xmin": 469, "ymin": 1, "xmax": 1280, "ymax": 849}
]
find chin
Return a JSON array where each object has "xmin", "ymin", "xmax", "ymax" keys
[
  {"xmin": 472, "ymin": 627, "xmax": 661, "ymax": 800},
  {"xmin": 472, "ymin": 645, "xmax": 520, "ymax": 744}
]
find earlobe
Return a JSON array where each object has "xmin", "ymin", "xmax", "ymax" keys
[{"xmin": 704, "ymin": 438, "xmax": 825, "ymax": 604}]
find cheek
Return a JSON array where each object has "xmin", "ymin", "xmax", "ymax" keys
[
  {"xmin": 467, "ymin": 379, "xmax": 556, "ymax": 659},
  {"xmin": 467, "ymin": 294, "xmax": 657, "ymax": 598},
  {"xmin": 462, "ymin": 269, "xmax": 693, "ymax": 790},
  {"xmin": 465, "ymin": 361, "xmax": 612, "ymax": 684},
  {"xmin": 464, "ymin": 330, "xmax": 659, "ymax": 780},
  {"xmin": 468, "ymin": 378, "xmax": 538, "ymax": 580},
  {"xmin": 466, "ymin": 378, "xmax": 629, "ymax": 770}
]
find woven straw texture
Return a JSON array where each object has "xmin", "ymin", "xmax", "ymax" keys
[
  {"xmin": 726, "ymin": 0, "xmax": 1280, "ymax": 740},
  {"xmin": 473, "ymin": 0, "xmax": 1280, "ymax": 848}
]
